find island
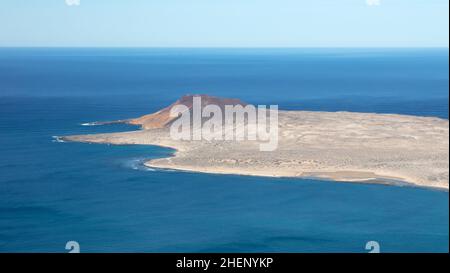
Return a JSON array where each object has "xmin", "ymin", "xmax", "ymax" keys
[{"xmin": 62, "ymin": 95, "xmax": 449, "ymax": 190}]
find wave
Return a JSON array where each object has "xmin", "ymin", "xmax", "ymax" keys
[
  {"xmin": 80, "ymin": 122, "xmax": 102, "ymax": 126},
  {"xmin": 51, "ymin": 136, "xmax": 65, "ymax": 143},
  {"xmin": 80, "ymin": 120, "xmax": 127, "ymax": 126},
  {"xmin": 122, "ymin": 158, "xmax": 156, "ymax": 172},
  {"xmin": 122, "ymin": 158, "xmax": 181, "ymax": 173}
]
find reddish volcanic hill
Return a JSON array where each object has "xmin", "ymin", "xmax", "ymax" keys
[{"xmin": 128, "ymin": 94, "xmax": 247, "ymax": 129}]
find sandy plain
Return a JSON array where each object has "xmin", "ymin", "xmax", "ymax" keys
[{"xmin": 63, "ymin": 110, "xmax": 449, "ymax": 190}]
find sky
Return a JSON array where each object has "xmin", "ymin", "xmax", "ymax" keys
[{"xmin": 0, "ymin": 0, "xmax": 448, "ymax": 47}]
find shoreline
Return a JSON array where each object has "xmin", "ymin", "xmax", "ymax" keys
[
  {"xmin": 145, "ymin": 157, "xmax": 450, "ymax": 191},
  {"xmin": 59, "ymin": 136, "xmax": 448, "ymax": 191},
  {"xmin": 143, "ymin": 153, "xmax": 448, "ymax": 191},
  {"xmin": 61, "ymin": 110, "xmax": 450, "ymax": 190}
]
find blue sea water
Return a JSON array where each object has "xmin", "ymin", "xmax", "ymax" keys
[{"xmin": 0, "ymin": 48, "xmax": 448, "ymax": 253}]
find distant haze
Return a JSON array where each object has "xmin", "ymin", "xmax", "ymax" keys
[{"xmin": 0, "ymin": 0, "xmax": 448, "ymax": 47}]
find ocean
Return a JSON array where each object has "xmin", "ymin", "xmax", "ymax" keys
[{"xmin": 0, "ymin": 48, "xmax": 448, "ymax": 252}]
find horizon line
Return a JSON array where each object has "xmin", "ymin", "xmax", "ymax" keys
[{"xmin": 0, "ymin": 46, "xmax": 448, "ymax": 49}]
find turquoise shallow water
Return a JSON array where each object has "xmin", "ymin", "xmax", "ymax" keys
[{"xmin": 0, "ymin": 49, "xmax": 448, "ymax": 252}]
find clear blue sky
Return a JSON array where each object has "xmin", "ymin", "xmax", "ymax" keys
[{"xmin": 0, "ymin": 0, "xmax": 448, "ymax": 47}]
